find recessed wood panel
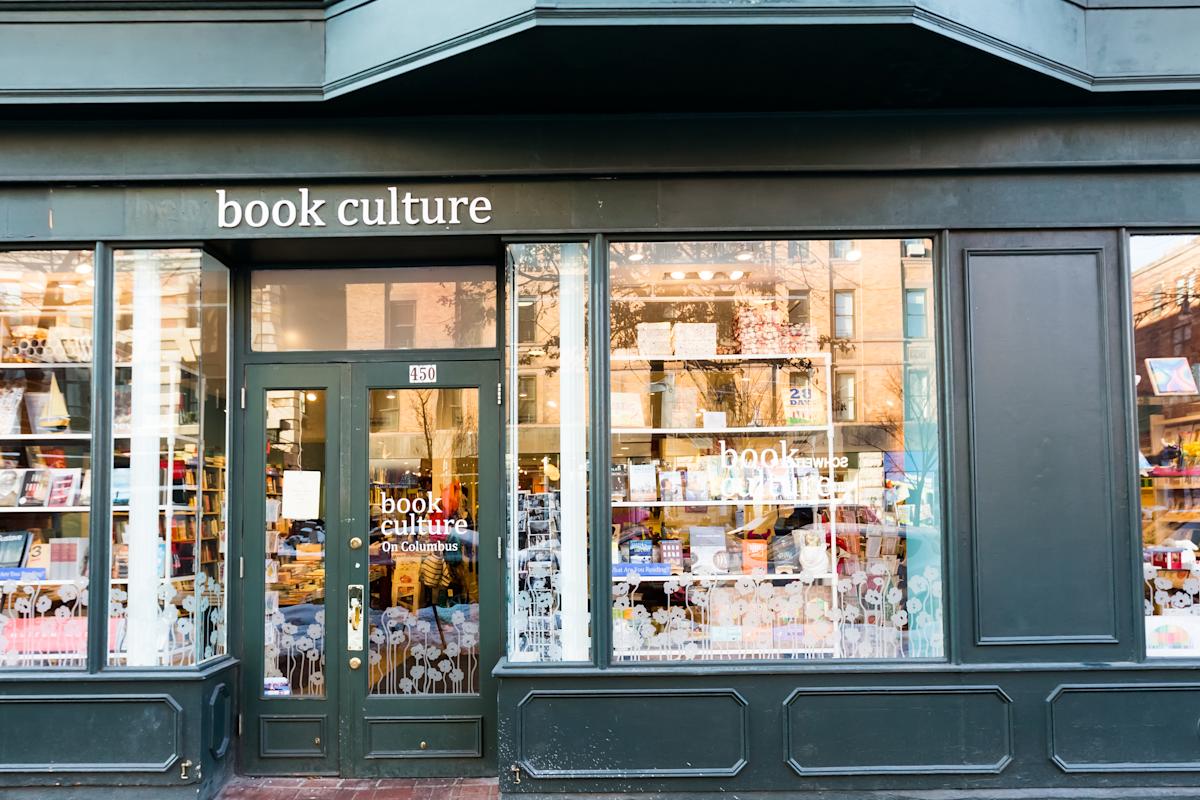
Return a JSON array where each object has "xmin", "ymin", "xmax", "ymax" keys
[
  {"xmin": 785, "ymin": 686, "xmax": 1012, "ymax": 775},
  {"xmin": 259, "ymin": 715, "xmax": 326, "ymax": 758},
  {"xmin": 0, "ymin": 694, "xmax": 181, "ymax": 772},
  {"xmin": 364, "ymin": 716, "xmax": 482, "ymax": 759},
  {"xmin": 1049, "ymin": 684, "xmax": 1200, "ymax": 772},
  {"xmin": 964, "ymin": 248, "xmax": 1119, "ymax": 645},
  {"xmin": 516, "ymin": 689, "xmax": 747, "ymax": 778}
]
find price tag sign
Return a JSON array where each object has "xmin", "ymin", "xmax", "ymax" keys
[{"xmin": 409, "ymin": 364, "xmax": 437, "ymax": 384}]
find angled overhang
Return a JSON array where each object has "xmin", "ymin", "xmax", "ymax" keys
[{"xmin": 0, "ymin": 0, "xmax": 1198, "ymax": 105}]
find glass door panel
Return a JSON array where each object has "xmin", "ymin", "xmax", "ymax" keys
[
  {"xmin": 348, "ymin": 361, "xmax": 499, "ymax": 778},
  {"xmin": 366, "ymin": 387, "xmax": 481, "ymax": 696},
  {"xmin": 240, "ymin": 365, "xmax": 343, "ymax": 777},
  {"xmin": 263, "ymin": 389, "xmax": 328, "ymax": 698}
]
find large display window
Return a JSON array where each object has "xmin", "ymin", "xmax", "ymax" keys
[
  {"xmin": 608, "ymin": 239, "xmax": 944, "ymax": 661},
  {"xmin": 1131, "ymin": 233, "xmax": 1200, "ymax": 657},
  {"xmin": 505, "ymin": 243, "xmax": 591, "ymax": 663},
  {"xmin": 108, "ymin": 249, "xmax": 229, "ymax": 667},
  {"xmin": 0, "ymin": 250, "xmax": 95, "ymax": 668}
]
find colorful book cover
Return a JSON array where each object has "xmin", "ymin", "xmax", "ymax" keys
[
  {"xmin": 628, "ymin": 539, "xmax": 654, "ymax": 564},
  {"xmin": 46, "ymin": 468, "xmax": 81, "ymax": 508},
  {"xmin": 628, "ymin": 464, "xmax": 657, "ymax": 503},
  {"xmin": 17, "ymin": 469, "xmax": 50, "ymax": 507},
  {"xmin": 0, "ymin": 530, "xmax": 30, "ymax": 568},
  {"xmin": 657, "ymin": 470, "xmax": 683, "ymax": 502}
]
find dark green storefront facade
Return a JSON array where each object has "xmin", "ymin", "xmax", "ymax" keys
[{"xmin": 5, "ymin": 3, "xmax": 1200, "ymax": 798}]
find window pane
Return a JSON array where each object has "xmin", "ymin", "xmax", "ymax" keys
[
  {"xmin": 0, "ymin": 250, "xmax": 93, "ymax": 669},
  {"xmin": 834, "ymin": 291, "xmax": 855, "ymax": 339},
  {"xmin": 251, "ymin": 266, "xmax": 496, "ymax": 351},
  {"xmin": 264, "ymin": 390, "xmax": 326, "ymax": 696},
  {"xmin": 609, "ymin": 239, "xmax": 943, "ymax": 661},
  {"xmin": 1131, "ymin": 234, "xmax": 1200, "ymax": 657},
  {"xmin": 506, "ymin": 244, "xmax": 591, "ymax": 662},
  {"xmin": 368, "ymin": 388, "xmax": 481, "ymax": 695},
  {"xmin": 109, "ymin": 249, "xmax": 229, "ymax": 667},
  {"xmin": 905, "ymin": 289, "xmax": 928, "ymax": 339}
]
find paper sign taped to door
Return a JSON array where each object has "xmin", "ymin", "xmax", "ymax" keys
[{"xmin": 281, "ymin": 470, "xmax": 321, "ymax": 520}]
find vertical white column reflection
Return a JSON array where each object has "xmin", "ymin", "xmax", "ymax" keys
[
  {"xmin": 558, "ymin": 245, "xmax": 589, "ymax": 660},
  {"xmin": 126, "ymin": 254, "xmax": 162, "ymax": 666}
]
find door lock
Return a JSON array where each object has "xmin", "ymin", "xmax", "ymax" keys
[
  {"xmin": 349, "ymin": 536, "xmax": 363, "ymax": 550},
  {"xmin": 349, "ymin": 656, "xmax": 362, "ymax": 669}
]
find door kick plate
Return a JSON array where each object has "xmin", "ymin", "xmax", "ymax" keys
[{"xmin": 348, "ymin": 584, "xmax": 364, "ymax": 651}]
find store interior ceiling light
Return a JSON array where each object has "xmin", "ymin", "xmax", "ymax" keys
[
  {"xmin": 729, "ymin": 270, "xmax": 745, "ymax": 280},
  {"xmin": 627, "ymin": 252, "xmax": 645, "ymax": 263},
  {"xmin": 735, "ymin": 251, "xmax": 755, "ymax": 262},
  {"xmin": 846, "ymin": 249, "xmax": 863, "ymax": 262},
  {"xmin": 74, "ymin": 263, "xmax": 92, "ymax": 274},
  {"xmin": 670, "ymin": 271, "xmax": 687, "ymax": 280},
  {"xmin": 699, "ymin": 271, "xmax": 715, "ymax": 281}
]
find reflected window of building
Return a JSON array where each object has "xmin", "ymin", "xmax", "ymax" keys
[
  {"xmin": 788, "ymin": 290, "xmax": 811, "ymax": 326},
  {"xmin": 835, "ymin": 371, "xmax": 857, "ymax": 422},
  {"xmin": 388, "ymin": 298, "xmax": 417, "ymax": 349},
  {"xmin": 905, "ymin": 289, "xmax": 928, "ymax": 339},
  {"xmin": 517, "ymin": 375, "xmax": 538, "ymax": 425},
  {"xmin": 251, "ymin": 266, "xmax": 495, "ymax": 352},
  {"xmin": 608, "ymin": 238, "xmax": 943, "ymax": 662},
  {"xmin": 834, "ymin": 290, "xmax": 855, "ymax": 338},
  {"xmin": 1131, "ymin": 233, "xmax": 1200, "ymax": 658}
]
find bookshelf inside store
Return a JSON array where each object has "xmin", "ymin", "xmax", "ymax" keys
[
  {"xmin": 108, "ymin": 249, "xmax": 229, "ymax": 667},
  {"xmin": 0, "ymin": 250, "xmax": 95, "ymax": 668},
  {"xmin": 608, "ymin": 240, "xmax": 944, "ymax": 662}
]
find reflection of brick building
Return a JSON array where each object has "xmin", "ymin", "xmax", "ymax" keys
[
  {"xmin": 1132, "ymin": 240, "xmax": 1200, "ymax": 396},
  {"xmin": 1132, "ymin": 238, "xmax": 1200, "ymax": 460}
]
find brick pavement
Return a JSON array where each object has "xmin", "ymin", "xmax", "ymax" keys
[{"xmin": 217, "ymin": 776, "xmax": 499, "ymax": 800}]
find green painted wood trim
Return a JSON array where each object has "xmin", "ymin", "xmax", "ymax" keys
[{"xmin": 88, "ymin": 241, "xmax": 114, "ymax": 672}]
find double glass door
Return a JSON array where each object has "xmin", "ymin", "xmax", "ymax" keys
[{"xmin": 241, "ymin": 361, "xmax": 500, "ymax": 777}]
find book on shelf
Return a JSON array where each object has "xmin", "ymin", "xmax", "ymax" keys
[
  {"xmin": 0, "ymin": 468, "xmax": 24, "ymax": 507},
  {"xmin": 657, "ymin": 470, "xmax": 683, "ymax": 503},
  {"xmin": 17, "ymin": 469, "xmax": 50, "ymax": 507},
  {"xmin": 628, "ymin": 539, "xmax": 654, "ymax": 564},
  {"xmin": 609, "ymin": 465, "xmax": 628, "ymax": 503},
  {"xmin": 25, "ymin": 539, "xmax": 49, "ymax": 573},
  {"xmin": 0, "ymin": 530, "xmax": 30, "ymax": 568},
  {"xmin": 689, "ymin": 526, "xmax": 727, "ymax": 572},
  {"xmin": 48, "ymin": 537, "xmax": 88, "ymax": 580},
  {"xmin": 45, "ymin": 468, "xmax": 81, "ymax": 508},
  {"xmin": 628, "ymin": 464, "xmax": 657, "ymax": 503},
  {"xmin": 77, "ymin": 469, "xmax": 91, "ymax": 506},
  {"xmin": 659, "ymin": 538, "xmax": 684, "ymax": 570}
]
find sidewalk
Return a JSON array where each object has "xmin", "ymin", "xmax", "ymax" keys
[{"xmin": 217, "ymin": 777, "xmax": 499, "ymax": 800}]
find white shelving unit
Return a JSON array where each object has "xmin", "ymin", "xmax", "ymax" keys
[{"xmin": 610, "ymin": 348, "xmax": 842, "ymax": 659}]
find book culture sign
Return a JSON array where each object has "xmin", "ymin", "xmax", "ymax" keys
[{"xmin": 216, "ymin": 188, "xmax": 494, "ymax": 229}]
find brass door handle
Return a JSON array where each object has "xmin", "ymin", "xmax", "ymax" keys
[
  {"xmin": 349, "ymin": 536, "xmax": 363, "ymax": 550},
  {"xmin": 349, "ymin": 656, "xmax": 362, "ymax": 669}
]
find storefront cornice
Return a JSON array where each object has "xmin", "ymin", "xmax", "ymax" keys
[{"xmin": 2, "ymin": 110, "xmax": 1200, "ymax": 184}]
